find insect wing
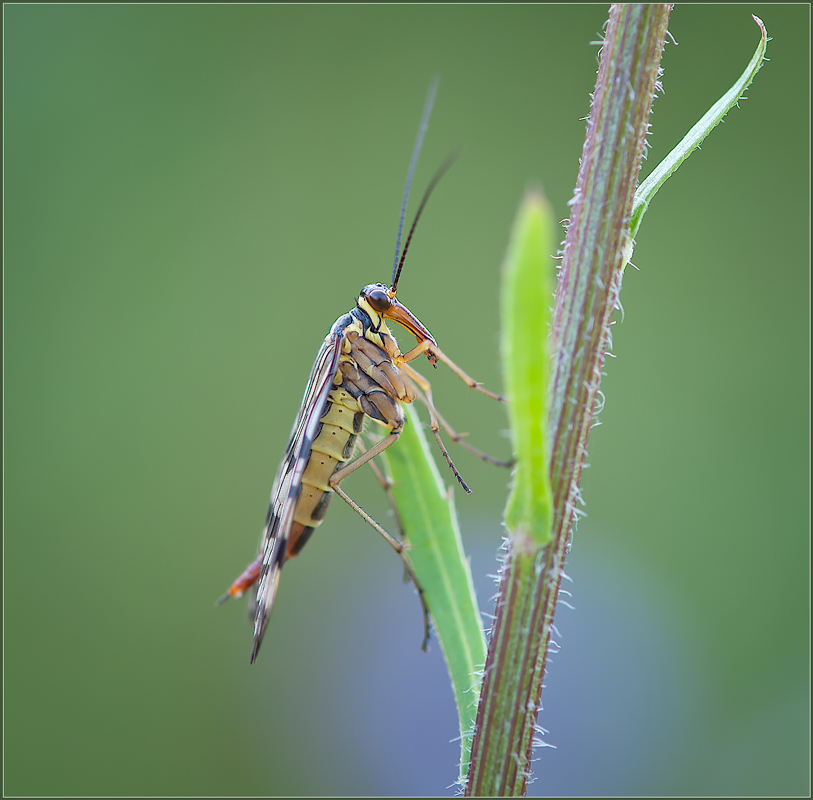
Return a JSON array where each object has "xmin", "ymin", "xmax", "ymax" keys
[{"xmin": 250, "ymin": 332, "xmax": 343, "ymax": 662}]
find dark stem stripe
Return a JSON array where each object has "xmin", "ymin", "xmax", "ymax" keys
[
  {"xmin": 520, "ymin": 532, "xmax": 568, "ymax": 793},
  {"xmin": 478, "ymin": 565, "xmax": 514, "ymax": 789},
  {"xmin": 467, "ymin": 553, "xmax": 516, "ymax": 794},
  {"xmin": 510, "ymin": 563, "xmax": 544, "ymax": 792},
  {"xmin": 470, "ymin": 553, "xmax": 533, "ymax": 795},
  {"xmin": 516, "ymin": 556, "xmax": 551, "ymax": 791},
  {"xmin": 502, "ymin": 556, "xmax": 535, "ymax": 791},
  {"xmin": 477, "ymin": 559, "xmax": 513, "ymax": 792},
  {"xmin": 486, "ymin": 555, "xmax": 533, "ymax": 793}
]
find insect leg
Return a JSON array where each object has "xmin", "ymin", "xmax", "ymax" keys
[
  {"xmin": 364, "ymin": 445, "xmax": 406, "ymax": 541},
  {"xmin": 398, "ymin": 369, "xmax": 472, "ymax": 493},
  {"xmin": 361, "ymin": 439, "xmax": 411, "ymax": 584},
  {"xmin": 352, "ymin": 433, "xmax": 411, "ymax": 583},
  {"xmin": 330, "ymin": 480, "xmax": 431, "ymax": 652},
  {"xmin": 399, "ymin": 340, "xmax": 507, "ymax": 403},
  {"xmin": 329, "ymin": 426, "xmax": 431, "ymax": 651},
  {"xmin": 329, "ymin": 430, "xmax": 400, "ymax": 484},
  {"xmin": 401, "ymin": 363, "xmax": 514, "ymax": 468}
]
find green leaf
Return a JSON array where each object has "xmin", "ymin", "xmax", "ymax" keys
[
  {"xmin": 379, "ymin": 403, "xmax": 487, "ymax": 781},
  {"xmin": 500, "ymin": 191, "xmax": 556, "ymax": 550},
  {"xmin": 630, "ymin": 15, "xmax": 769, "ymax": 239}
]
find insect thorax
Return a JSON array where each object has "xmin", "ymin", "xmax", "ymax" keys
[{"xmin": 292, "ymin": 301, "xmax": 414, "ymax": 546}]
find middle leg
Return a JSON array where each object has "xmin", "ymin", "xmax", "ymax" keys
[
  {"xmin": 328, "ymin": 426, "xmax": 431, "ymax": 651},
  {"xmin": 401, "ymin": 363, "xmax": 514, "ymax": 469}
]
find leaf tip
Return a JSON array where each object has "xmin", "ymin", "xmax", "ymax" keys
[{"xmin": 751, "ymin": 15, "xmax": 768, "ymax": 49}]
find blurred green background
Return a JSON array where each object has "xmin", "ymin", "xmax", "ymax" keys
[{"xmin": 5, "ymin": 5, "xmax": 808, "ymax": 796}]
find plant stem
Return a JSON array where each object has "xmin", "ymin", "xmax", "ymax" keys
[{"xmin": 465, "ymin": 5, "xmax": 672, "ymax": 796}]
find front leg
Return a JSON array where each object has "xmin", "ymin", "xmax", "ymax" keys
[{"xmin": 398, "ymin": 340, "xmax": 506, "ymax": 403}]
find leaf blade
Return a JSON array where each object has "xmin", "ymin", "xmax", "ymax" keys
[
  {"xmin": 631, "ymin": 16, "xmax": 769, "ymax": 238},
  {"xmin": 380, "ymin": 404, "xmax": 487, "ymax": 780}
]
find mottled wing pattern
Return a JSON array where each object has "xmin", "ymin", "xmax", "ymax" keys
[{"xmin": 250, "ymin": 332, "xmax": 343, "ymax": 663}]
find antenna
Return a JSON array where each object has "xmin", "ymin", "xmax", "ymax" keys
[
  {"xmin": 391, "ymin": 149, "xmax": 460, "ymax": 293},
  {"xmin": 392, "ymin": 76, "xmax": 439, "ymax": 286}
]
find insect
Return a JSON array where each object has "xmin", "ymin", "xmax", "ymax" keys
[{"xmin": 219, "ymin": 81, "xmax": 507, "ymax": 663}]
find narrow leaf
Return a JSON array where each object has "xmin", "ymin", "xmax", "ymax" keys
[
  {"xmin": 380, "ymin": 404, "xmax": 487, "ymax": 781},
  {"xmin": 630, "ymin": 16, "xmax": 769, "ymax": 238}
]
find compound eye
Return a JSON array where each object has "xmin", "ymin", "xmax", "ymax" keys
[{"xmin": 366, "ymin": 287, "xmax": 392, "ymax": 312}]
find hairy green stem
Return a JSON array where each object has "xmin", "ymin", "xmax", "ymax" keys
[{"xmin": 465, "ymin": 5, "xmax": 672, "ymax": 795}]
